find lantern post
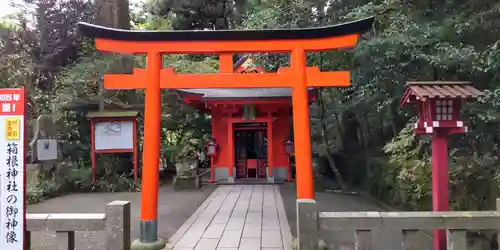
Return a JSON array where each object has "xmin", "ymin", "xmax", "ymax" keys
[
  {"xmin": 206, "ymin": 139, "xmax": 218, "ymax": 183},
  {"xmin": 284, "ymin": 139, "xmax": 294, "ymax": 182},
  {"xmin": 400, "ymin": 81, "xmax": 484, "ymax": 250}
]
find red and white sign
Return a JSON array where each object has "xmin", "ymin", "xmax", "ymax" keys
[
  {"xmin": 0, "ymin": 88, "xmax": 25, "ymax": 250},
  {"xmin": 0, "ymin": 89, "xmax": 25, "ymax": 116}
]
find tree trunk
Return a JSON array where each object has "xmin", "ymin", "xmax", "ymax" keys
[
  {"xmin": 362, "ymin": 115, "xmax": 372, "ymax": 147},
  {"xmin": 94, "ymin": 0, "xmax": 130, "ymax": 29},
  {"xmin": 94, "ymin": 0, "xmax": 132, "ymax": 110},
  {"xmin": 326, "ymin": 89, "xmax": 343, "ymax": 148},
  {"xmin": 318, "ymin": 89, "xmax": 348, "ymax": 191}
]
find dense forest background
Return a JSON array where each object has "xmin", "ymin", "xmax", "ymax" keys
[{"xmin": 1, "ymin": 0, "xmax": 500, "ymax": 211}]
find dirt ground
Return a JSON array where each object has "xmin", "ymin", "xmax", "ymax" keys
[
  {"xmin": 279, "ymin": 182, "xmax": 433, "ymax": 250},
  {"xmin": 28, "ymin": 183, "xmax": 215, "ymax": 250}
]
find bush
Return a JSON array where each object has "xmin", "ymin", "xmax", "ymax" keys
[
  {"xmin": 27, "ymin": 166, "xmax": 139, "ymax": 205},
  {"xmin": 27, "ymin": 180, "xmax": 62, "ymax": 205},
  {"xmin": 364, "ymin": 122, "xmax": 500, "ymax": 212}
]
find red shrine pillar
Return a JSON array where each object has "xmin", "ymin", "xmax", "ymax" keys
[
  {"xmin": 291, "ymin": 47, "xmax": 314, "ymax": 200},
  {"xmin": 432, "ymin": 130, "xmax": 449, "ymax": 250},
  {"xmin": 220, "ymin": 53, "xmax": 235, "ymax": 183},
  {"xmin": 138, "ymin": 52, "xmax": 163, "ymax": 245}
]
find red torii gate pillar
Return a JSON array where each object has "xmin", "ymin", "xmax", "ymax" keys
[{"xmin": 78, "ymin": 17, "xmax": 373, "ymax": 250}]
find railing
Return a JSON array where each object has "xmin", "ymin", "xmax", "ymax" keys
[
  {"xmin": 26, "ymin": 200, "xmax": 131, "ymax": 250},
  {"xmin": 297, "ymin": 198, "xmax": 500, "ymax": 250}
]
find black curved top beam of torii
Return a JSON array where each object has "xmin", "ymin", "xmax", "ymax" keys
[{"xmin": 77, "ymin": 17, "xmax": 375, "ymax": 42}]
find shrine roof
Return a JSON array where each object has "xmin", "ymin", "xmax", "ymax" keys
[
  {"xmin": 177, "ymin": 88, "xmax": 314, "ymax": 100},
  {"xmin": 178, "ymin": 55, "xmax": 313, "ymax": 100},
  {"xmin": 400, "ymin": 81, "xmax": 484, "ymax": 106},
  {"xmin": 87, "ymin": 111, "xmax": 139, "ymax": 118},
  {"xmin": 77, "ymin": 17, "xmax": 374, "ymax": 42}
]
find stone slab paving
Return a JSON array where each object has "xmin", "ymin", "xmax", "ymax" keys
[{"xmin": 166, "ymin": 185, "xmax": 293, "ymax": 250}]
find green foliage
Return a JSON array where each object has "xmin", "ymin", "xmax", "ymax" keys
[
  {"xmin": 175, "ymin": 138, "xmax": 202, "ymax": 163},
  {"xmin": 27, "ymin": 167, "xmax": 138, "ymax": 205},
  {"xmin": 27, "ymin": 179, "xmax": 61, "ymax": 205},
  {"xmin": 146, "ymin": 0, "xmax": 248, "ymax": 30},
  {"xmin": 377, "ymin": 122, "xmax": 433, "ymax": 209}
]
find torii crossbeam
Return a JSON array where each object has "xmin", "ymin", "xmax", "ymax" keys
[{"xmin": 78, "ymin": 17, "xmax": 374, "ymax": 250}]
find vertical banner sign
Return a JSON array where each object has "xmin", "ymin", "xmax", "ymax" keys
[{"xmin": 0, "ymin": 88, "xmax": 25, "ymax": 250}]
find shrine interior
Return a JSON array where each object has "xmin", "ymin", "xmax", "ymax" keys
[{"xmin": 234, "ymin": 123, "xmax": 268, "ymax": 179}]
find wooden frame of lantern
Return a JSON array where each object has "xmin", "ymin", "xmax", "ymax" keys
[
  {"xmin": 87, "ymin": 111, "xmax": 140, "ymax": 186},
  {"xmin": 206, "ymin": 139, "xmax": 218, "ymax": 183},
  {"xmin": 400, "ymin": 81, "xmax": 484, "ymax": 250},
  {"xmin": 284, "ymin": 139, "xmax": 294, "ymax": 181}
]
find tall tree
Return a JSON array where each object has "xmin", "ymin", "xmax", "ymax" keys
[
  {"xmin": 147, "ymin": 0, "xmax": 248, "ymax": 30},
  {"xmin": 31, "ymin": 0, "xmax": 94, "ymax": 92},
  {"xmin": 94, "ymin": 0, "xmax": 130, "ymax": 29}
]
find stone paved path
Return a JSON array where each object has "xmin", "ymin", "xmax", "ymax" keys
[{"xmin": 166, "ymin": 185, "xmax": 292, "ymax": 250}]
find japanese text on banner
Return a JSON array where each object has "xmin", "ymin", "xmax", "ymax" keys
[
  {"xmin": 4, "ymin": 141, "xmax": 19, "ymax": 244},
  {"xmin": 5, "ymin": 118, "xmax": 20, "ymax": 140},
  {"xmin": 0, "ymin": 90, "xmax": 24, "ymax": 116},
  {"xmin": 0, "ymin": 88, "xmax": 24, "ymax": 250}
]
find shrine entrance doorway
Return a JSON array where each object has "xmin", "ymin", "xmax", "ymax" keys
[{"xmin": 234, "ymin": 122, "xmax": 268, "ymax": 179}]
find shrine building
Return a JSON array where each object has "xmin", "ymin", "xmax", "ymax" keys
[{"xmin": 177, "ymin": 56, "xmax": 314, "ymax": 183}]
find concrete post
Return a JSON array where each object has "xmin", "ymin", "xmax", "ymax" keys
[
  {"xmin": 25, "ymin": 231, "xmax": 31, "ymax": 250},
  {"xmin": 105, "ymin": 201, "xmax": 131, "ymax": 250},
  {"xmin": 296, "ymin": 199, "xmax": 319, "ymax": 250},
  {"xmin": 447, "ymin": 230, "xmax": 466, "ymax": 250},
  {"xmin": 355, "ymin": 230, "xmax": 371, "ymax": 250},
  {"xmin": 56, "ymin": 231, "xmax": 75, "ymax": 250},
  {"xmin": 496, "ymin": 199, "xmax": 500, "ymax": 250},
  {"xmin": 402, "ymin": 230, "xmax": 421, "ymax": 250}
]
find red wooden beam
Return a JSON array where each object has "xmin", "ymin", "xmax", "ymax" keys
[
  {"xmin": 104, "ymin": 67, "xmax": 351, "ymax": 89},
  {"xmin": 93, "ymin": 34, "xmax": 359, "ymax": 54}
]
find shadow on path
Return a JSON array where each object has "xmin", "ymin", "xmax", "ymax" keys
[{"xmin": 28, "ymin": 184, "xmax": 215, "ymax": 250}]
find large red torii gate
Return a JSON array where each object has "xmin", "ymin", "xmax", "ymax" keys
[{"xmin": 78, "ymin": 18, "xmax": 374, "ymax": 250}]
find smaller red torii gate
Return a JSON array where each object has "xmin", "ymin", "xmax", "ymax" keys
[{"xmin": 78, "ymin": 17, "xmax": 374, "ymax": 250}]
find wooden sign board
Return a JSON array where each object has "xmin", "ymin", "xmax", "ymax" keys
[
  {"xmin": 94, "ymin": 121, "xmax": 134, "ymax": 150},
  {"xmin": 0, "ymin": 88, "xmax": 25, "ymax": 250}
]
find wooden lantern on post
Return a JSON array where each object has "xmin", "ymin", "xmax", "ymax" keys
[
  {"xmin": 87, "ymin": 111, "xmax": 140, "ymax": 186},
  {"xmin": 400, "ymin": 81, "xmax": 484, "ymax": 250},
  {"xmin": 206, "ymin": 139, "xmax": 218, "ymax": 182},
  {"xmin": 402, "ymin": 83, "xmax": 476, "ymax": 135},
  {"xmin": 284, "ymin": 139, "xmax": 294, "ymax": 155},
  {"xmin": 284, "ymin": 139, "xmax": 294, "ymax": 181}
]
